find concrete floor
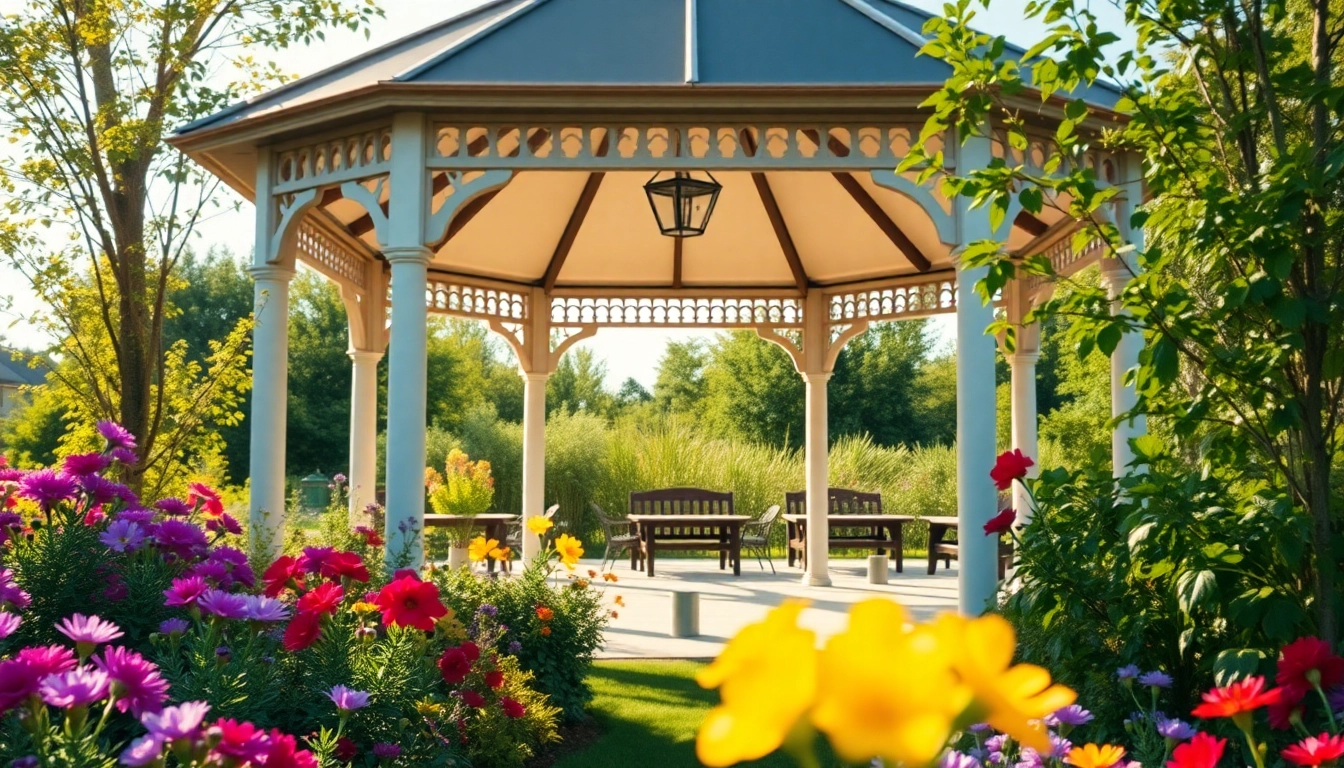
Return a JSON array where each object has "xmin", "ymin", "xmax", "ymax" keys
[{"xmin": 580, "ymin": 556, "xmax": 961, "ymax": 659}]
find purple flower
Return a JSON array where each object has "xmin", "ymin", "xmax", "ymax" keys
[
  {"xmin": 507, "ymin": 640, "xmax": 522, "ymax": 655},
  {"xmin": 116, "ymin": 508, "xmax": 155, "ymax": 525},
  {"xmin": 189, "ymin": 560, "xmax": 230, "ymax": 585},
  {"xmin": 1139, "ymin": 670, "xmax": 1173, "ymax": 688},
  {"xmin": 477, "ymin": 603, "xmax": 498, "ymax": 617},
  {"xmin": 372, "ymin": 742, "xmax": 401, "ymax": 759},
  {"xmin": 332, "ymin": 473, "xmax": 347, "ymax": 485},
  {"xmin": 63, "ymin": 453, "xmax": 110, "ymax": 477},
  {"xmin": 108, "ymin": 447, "xmax": 138, "ymax": 466},
  {"xmin": 40, "ymin": 667, "xmax": 110, "ymax": 708},
  {"xmin": 197, "ymin": 590, "xmax": 250, "ymax": 620},
  {"xmin": 1328, "ymin": 686, "xmax": 1344, "ymax": 715},
  {"xmin": 299, "ymin": 546, "xmax": 335, "ymax": 574},
  {"xmin": 57, "ymin": 614, "xmax": 124, "ymax": 646},
  {"xmin": 328, "ymin": 684, "xmax": 371, "ymax": 712},
  {"xmin": 206, "ymin": 513, "xmax": 243, "ymax": 537},
  {"xmin": 95, "ymin": 646, "xmax": 170, "ymax": 716},
  {"xmin": 943, "ymin": 751, "xmax": 983, "ymax": 768},
  {"xmin": 154, "ymin": 519, "xmax": 208, "ymax": 559},
  {"xmin": 1116, "ymin": 664, "xmax": 1141, "ymax": 681},
  {"xmin": 0, "ymin": 612, "xmax": 21, "ymax": 640},
  {"xmin": 0, "ymin": 659, "xmax": 44, "ymax": 713},
  {"xmin": 163, "ymin": 575, "xmax": 209, "ymax": 607},
  {"xmin": 985, "ymin": 734, "xmax": 1007, "ymax": 759},
  {"xmin": 79, "ymin": 474, "xmax": 134, "ymax": 508},
  {"xmin": 1155, "ymin": 713, "xmax": 1197, "ymax": 740},
  {"xmin": 12, "ymin": 756, "xmax": 38, "ymax": 768},
  {"xmin": 159, "ymin": 618, "xmax": 189, "ymax": 636},
  {"xmin": 1047, "ymin": 734, "xmax": 1073, "ymax": 759},
  {"xmin": 0, "ymin": 467, "xmax": 20, "ymax": 483},
  {"xmin": 155, "ymin": 498, "xmax": 191, "ymax": 517},
  {"xmin": 0, "ymin": 570, "xmax": 30, "ymax": 610},
  {"xmin": 101, "ymin": 519, "xmax": 147, "ymax": 553},
  {"xmin": 141, "ymin": 700, "xmax": 210, "ymax": 740},
  {"xmin": 97, "ymin": 421, "xmax": 137, "ymax": 450},
  {"xmin": 1046, "ymin": 704, "xmax": 1094, "ymax": 727},
  {"xmin": 17, "ymin": 469, "xmax": 78, "ymax": 510},
  {"xmin": 119, "ymin": 734, "xmax": 164, "ymax": 766},
  {"xmin": 243, "ymin": 595, "xmax": 290, "ymax": 623},
  {"xmin": 1015, "ymin": 747, "xmax": 1044, "ymax": 768}
]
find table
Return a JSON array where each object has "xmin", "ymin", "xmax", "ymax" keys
[
  {"xmin": 424, "ymin": 513, "xmax": 518, "ymax": 572},
  {"xmin": 925, "ymin": 515, "xmax": 1012, "ymax": 578},
  {"xmin": 783, "ymin": 513, "xmax": 915, "ymax": 572},
  {"xmin": 626, "ymin": 514, "xmax": 751, "ymax": 578}
]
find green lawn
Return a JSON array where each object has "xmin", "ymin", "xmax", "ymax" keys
[{"xmin": 552, "ymin": 661, "xmax": 845, "ymax": 768}]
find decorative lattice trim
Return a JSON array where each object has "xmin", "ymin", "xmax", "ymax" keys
[
  {"xmin": 295, "ymin": 222, "xmax": 368, "ymax": 291},
  {"xmin": 427, "ymin": 278, "xmax": 529, "ymax": 322},
  {"xmin": 274, "ymin": 127, "xmax": 393, "ymax": 194},
  {"xmin": 825, "ymin": 279, "xmax": 956, "ymax": 323},
  {"xmin": 549, "ymin": 296, "xmax": 804, "ymax": 327}
]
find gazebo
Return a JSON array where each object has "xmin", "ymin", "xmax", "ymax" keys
[{"xmin": 170, "ymin": 0, "xmax": 1145, "ymax": 615}]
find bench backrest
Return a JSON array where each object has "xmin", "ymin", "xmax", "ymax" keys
[
  {"xmin": 784, "ymin": 488, "xmax": 883, "ymax": 515},
  {"xmin": 629, "ymin": 488, "xmax": 734, "ymax": 516}
]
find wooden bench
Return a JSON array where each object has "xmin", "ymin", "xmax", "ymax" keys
[
  {"xmin": 628, "ymin": 488, "xmax": 744, "ymax": 577},
  {"xmin": 926, "ymin": 515, "xmax": 1013, "ymax": 578},
  {"xmin": 784, "ymin": 489, "xmax": 905, "ymax": 569}
]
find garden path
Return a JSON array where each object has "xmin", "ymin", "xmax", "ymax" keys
[{"xmin": 579, "ymin": 558, "xmax": 961, "ymax": 659}]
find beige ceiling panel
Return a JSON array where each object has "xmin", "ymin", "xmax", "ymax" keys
[
  {"xmin": 767, "ymin": 171, "xmax": 909, "ymax": 284},
  {"xmin": 851, "ymin": 172, "xmax": 952, "ymax": 272},
  {"xmin": 558, "ymin": 172, "xmax": 679, "ymax": 286},
  {"xmin": 680, "ymin": 172, "xmax": 793, "ymax": 286},
  {"xmin": 433, "ymin": 171, "xmax": 586, "ymax": 282}
]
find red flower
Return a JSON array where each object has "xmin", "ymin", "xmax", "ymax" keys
[
  {"xmin": 334, "ymin": 736, "xmax": 357, "ymax": 762},
  {"xmin": 990, "ymin": 449, "xmax": 1034, "ymax": 490},
  {"xmin": 1166, "ymin": 733, "xmax": 1226, "ymax": 768},
  {"xmin": 262, "ymin": 556, "xmax": 305, "ymax": 597},
  {"xmin": 321, "ymin": 551, "xmax": 370, "ymax": 583},
  {"xmin": 187, "ymin": 482, "xmax": 224, "ymax": 517},
  {"xmin": 296, "ymin": 582, "xmax": 344, "ymax": 616},
  {"xmin": 500, "ymin": 696, "xmax": 525, "ymax": 719},
  {"xmin": 1278, "ymin": 637, "xmax": 1344, "ymax": 694},
  {"xmin": 485, "ymin": 670, "xmax": 504, "ymax": 690},
  {"xmin": 1268, "ymin": 684, "xmax": 1307, "ymax": 730},
  {"xmin": 461, "ymin": 690, "xmax": 486, "ymax": 708},
  {"xmin": 438, "ymin": 648, "xmax": 470, "ymax": 685},
  {"xmin": 282, "ymin": 611, "xmax": 322, "ymax": 652},
  {"xmin": 460, "ymin": 641, "xmax": 480, "ymax": 662},
  {"xmin": 1191, "ymin": 676, "xmax": 1283, "ymax": 720},
  {"xmin": 1282, "ymin": 733, "xmax": 1344, "ymax": 767},
  {"xmin": 374, "ymin": 576, "xmax": 448, "ymax": 631},
  {"xmin": 984, "ymin": 508, "xmax": 1016, "ymax": 536},
  {"xmin": 263, "ymin": 729, "xmax": 319, "ymax": 768}
]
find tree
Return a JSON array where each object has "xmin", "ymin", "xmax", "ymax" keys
[
  {"xmin": 0, "ymin": 0, "xmax": 379, "ymax": 490},
  {"xmin": 547, "ymin": 347, "xmax": 612, "ymax": 416},
  {"xmin": 615, "ymin": 377, "xmax": 653, "ymax": 409},
  {"xmin": 702, "ymin": 331, "xmax": 805, "ymax": 448},
  {"xmin": 652, "ymin": 340, "xmax": 709, "ymax": 414},
  {"xmin": 831, "ymin": 320, "xmax": 937, "ymax": 447},
  {"xmin": 285, "ymin": 271, "xmax": 353, "ymax": 477},
  {"xmin": 910, "ymin": 0, "xmax": 1344, "ymax": 639}
]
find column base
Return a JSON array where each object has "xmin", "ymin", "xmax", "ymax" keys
[{"xmin": 802, "ymin": 573, "xmax": 833, "ymax": 587}]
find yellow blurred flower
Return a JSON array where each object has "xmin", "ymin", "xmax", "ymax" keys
[
  {"xmin": 812, "ymin": 600, "xmax": 972, "ymax": 767},
  {"xmin": 936, "ymin": 613, "xmax": 1075, "ymax": 752},
  {"xmin": 554, "ymin": 534, "xmax": 584, "ymax": 569},
  {"xmin": 614, "ymin": 595, "xmax": 625, "ymax": 607},
  {"xmin": 696, "ymin": 600, "xmax": 817, "ymax": 767},
  {"xmin": 350, "ymin": 601, "xmax": 379, "ymax": 615},
  {"xmin": 468, "ymin": 536, "xmax": 499, "ymax": 562},
  {"xmin": 527, "ymin": 516, "xmax": 554, "ymax": 535},
  {"xmin": 1065, "ymin": 744, "xmax": 1126, "ymax": 768},
  {"xmin": 602, "ymin": 572, "xmax": 618, "ymax": 583},
  {"xmin": 489, "ymin": 545, "xmax": 512, "ymax": 562}
]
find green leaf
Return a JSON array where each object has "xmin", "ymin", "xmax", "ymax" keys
[
  {"xmin": 1176, "ymin": 569, "xmax": 1216, "ymax": 614},
  {"xmin": 1213, "ymin": 649, "xmax": 1265, "ymax": 686}
]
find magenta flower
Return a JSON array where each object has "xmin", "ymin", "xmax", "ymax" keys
[
  {"xmin": 206, "ymin": 513, "xmax": 243, "ymax": 537},
  {"xmin": 79, "ymin": 474, "xmax": 134, "ymax": 508},
  {"xmin": 0, "ymin": 659, "xmax": 44, "ymax": 713},
  {"xmin": 154, "ymin": 520, "xmax": 208, "ymax": 559},
  {"xmin": 62, "ymin": 453, "xmax": 110, "ymax": 477},
  {"xmin": 119, "ymin": 734, "xmax": 164, "ymax": 767},
  {"xmin": 100, "ymin": 519, "xmax": 146, "ymax": 553},
  {"xmin": 0, "ymin": 575, "xmax": 30, "ymax": 610},
  {"xmin": 243, "ymin": 595, "xmax": 290, "ymax": 623},
  {"xmin": 108, "ymin": 447, "xmax": 138, "ymax": 466},
  {"xmin": 116, "ymin": 508, "xmax": 155, "ymax": 525},
  {"xmin": 17, "ymin": 469, "xmax": 78, "ymax": 510},
  {"xmin": 16, "ymin": 645, "xmax": 76, "ymax": 677},
  {"xmin": 163, "ymin": 575, "xmax": 209, "ymax": 607},
  {"xmin": 159, "ymin": 618, "xmax": 189, "ymax": 636},
  {"xmin": 94, "ymin": 646, "xmax": 170, "ymax": 716},
  {"xmin": 373, "ymin": 742, "xmax": 401, "ymax": 759},
  {"xmin": 189, "ymin": 560, "xmax": 230, "ymax": 585},
  {"xmin": 57, "ymin": 613, "xmax": 124, "ymax": 647},
  {"xmin": 40, "ymin": 667, "xmax": 110, "ymax": 708},
  {"xmin": 298, "ymin": 547, "xmax": 335, "ymax": 574},
  {"xmin": 96, "ymin": 420, "xmax": 137, "ymax": 450},
  {"xmin": 155, "ymin": 498, "xmax": 191, "ymax": 517},
  {"xmin": 0, "ymin": 613, "xmax": 21, "ymax": 640},
  {"xmin": 142, "ymin": 700, "xmax": 210, "ymax": 740},
  {"xmin": 210, "ymin": 717, "xmax": 271, "ymax": 763},
  {"xmin": 327, "ymin": 684, "xmax": 371, "ymax": 712},
  {"xmin": 197, "ymin": 590, "xmax": 249, "ymax": 621}
]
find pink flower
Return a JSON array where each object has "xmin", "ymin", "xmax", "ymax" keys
[
  {"xmin": 197, "ymin": 590, "xmax": 250, "ymax": 620},
  {"xmin": 1278, "ymin": 637, "xmax": 1344, "ymax": 694},
  {"xmin": 187, "ymin": 483, "xmax": 224, "ymax": 517},
  {"xmin": 0, "ymin": 658, "xmax": 45, "ymax": 713},
  {"xmin": 1282, "ymin": 733, "xmax": 1344, "ymax": 767},
  {"xmin": 0, "ymin": 613, "xmax": 21, "ymax": 640},
  {"xmin": 298, "ymin": 547, "xmax": 335, "ymax": 574},
  {"xmin": 163, "ymin": 575, "xmax": 209, "ymax": 607},
  {"xmin": 984, "ymin": 508, "xmax": 1016, "ymax": 536},
  {"xmin": 62, "ymin": 453, "xmax": 109, "ymax": 477},
  {"xmin": 40, "ymin": 667, "xmax": 110, "ymax": 708},
  {"xmin": 119, "ymin": 734, "xmax": 164, "ymax": 767},
  {"xmin": 56, "ymin": 613, "xmax": 124, "ymax": 647},
  {"xmin": 142, "ymin": 700, "xmax": 210, "ymax": 739},
  {"xmin": 500, "ymin": 696, "xmax": 525, "ymax": 718},
  {"xmin": 0, "ymin": 570, "xmax": 30, "ymax": 610},
  {"xmin": 438, "ymin": 648, "xmax": 470, "ymax": 685},
  {"xmin": 327, "ymin": 684, "xmax": 370, "ymax": 712},
  {"xmin": 16, "ymin": 645, "xmax": 77, "ymax": 677},
  {"xmin": 262, "ymin": 729, "xmax": 318, "ymax": 768},
  {"xmin": 155, "ymin": 498, "xmax": 191, "ymax": 517},
  {"xmin": 17, "ymin": 469, "xmax": 78, "ymax": 510},
  {"xmin": 154, "ymin": 520, "xmax": 208, "ymax": 559},
  {"xmin": 94, "ymin": 646, "xmax": 169, "ymax": 716},
  {"xmin": 78, "ymin": 474, "xmax": 133, "ymax": 508},
  {"xmin": 461, "ymin": 690, "xmax": 486, "ymax": 708},
  {"xmin": 108, "ymin": 447, "xmax": 137, "ymax": 466},
  {"xmin": 206, "ymin": 513, "xmax": 243, "ymax": 536},
  {"xmin": 283, "ymin": 611, "xmax": 322, "ymax": 652},
  {"xmin": 211, "ymin": 718, "xmax": 270, "ymax": 763},
  {"xmin": 96, "ymin": 421, "xmax": 136, "ymax": 450}
]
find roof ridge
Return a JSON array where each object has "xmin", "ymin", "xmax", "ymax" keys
[
  {"xmin": 393, "ymin": 0, "xmax": 553, "ymax": 82},
  {"xmin": 833, "ymin": 0, "xmax": 929, "ymax": 49}
]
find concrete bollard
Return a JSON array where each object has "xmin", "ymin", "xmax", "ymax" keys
[
  {"xmin": 671, "ymin": 591, "xmax": 700, "ymax": 637},
  {"xmin": 867, "ymin": 555, "xmax": 889, "ymax": 585}
]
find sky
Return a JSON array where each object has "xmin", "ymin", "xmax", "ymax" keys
[{"xmin": 0, "ymin": 0, "xmax": 1130, "ymax": 388}]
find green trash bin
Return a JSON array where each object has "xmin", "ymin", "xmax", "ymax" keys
[{"xmin": 300, "ymin": 471, "xmax": 330, "ymax": 512}]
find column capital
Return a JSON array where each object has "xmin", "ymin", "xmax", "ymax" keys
[
  {"xmin": 1008, "ymin": 351, "xmax": 1041, "ymax": 366},
  {"xmin": 248, "ymin": 264, "xmax": 295, "ymax": 283},
  {"xmin": 523, "ymin": 372, "xmax": 550, "ymax": 383},
  {"xmin": 802, "ymin": 371, "xmax": 832, "ymax": 384},
  {"xmin": 348, "ymin": 349, "xmax": 384, "ymax": 365},
  {"xmin": 384, "ymin": 246, "xmax": 433, "ymax": 265}
]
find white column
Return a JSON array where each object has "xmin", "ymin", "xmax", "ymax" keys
[
  {"xmin": 521, "ymin": 372, "xmax": 548, "ymax": 561},
  {"xmin": 803, "ymin": 372, "xmax": 832, "ymax": 587},
  {"xmin": 347, "ymin": 350, "xmax": 382, "ymax": 524},
  {"xmin": 248, "ymin": 265, "xmax": 294, "ymax": 559},
  {"xmin": 1008, "ymin": 350, "xmax": 1040, "ymax": 523},
  {"xmin": 1101, "ymin": 265, "xmax": 1146, "ymax": 477},
  {"xmin": 955, "ymin": 131, "xmax": 1001, "ymax": 615}
]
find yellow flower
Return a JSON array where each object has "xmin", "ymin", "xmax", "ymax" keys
[
  {"xmin": 1065, "ymin": 744, "xmax": 1126, "ymax": 768},
  {"xmin": 554, "ymin": 534, "xmax": 584, "ymax": 569},
  {"xmin": 614, "ymin": 595, "xmax": 625, "ymax": 607},
  {"xmin": 527, "ymin": 516, "xmax": 554, "ymax": 535},
  {"xmin": 468, "ymin": 536, "xmax": 499, "ymax": 562},
  {"xmin": 812, "ymin": 599, "xmax": 971, "ymax": 767},
  {"xmin": 489, "ymin": 546, "xmax": 512, "ymax": 562},
  {"xmin": 696, "ymin": 600, "xmax": 817, "ymax": 767},
  {"xmin": 936, "ymin": 613, "xmax": 1075, "ymax": 752},
  {"xmin": 350, "ymin": 601, "xmax": 379, "ymax": 616}
]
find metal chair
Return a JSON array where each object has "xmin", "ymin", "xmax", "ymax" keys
[
  {"xmin": 591, "ymin": 503, "xmax": 643, "ymax": 571},
  {"xmin": 502, "ymin": 504, "xmax": 559, "ymax": 572},
  {"xmin": 740, "ymin": 504, "xmax": 782, "ymax": 574}
]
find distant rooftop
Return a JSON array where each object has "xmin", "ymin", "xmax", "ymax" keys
[{"xmin": 0, "ymin": 351, "xmax": 48, "ymax": 387}]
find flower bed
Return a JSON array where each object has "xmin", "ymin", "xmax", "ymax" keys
[{"xmin": 0, "ymin": 423, "xmax": 608, "ymax": 766}]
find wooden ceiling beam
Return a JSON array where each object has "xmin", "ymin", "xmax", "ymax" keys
[
  {"xmin": 672, "ymin": 236, "xmax": 683, "ymax": 289},
  {"xmin": 739, "ymin": 130, "xmax": 809, "ymax": 294},
  {"xmin": 543, "ymin": 172, "xmax": 605, "ymax": 292},
  {"xmin": 1013, "ymin": 210, "xmax": 1049, "ymax": 237},
  {"xmin": 832, "ymin": 172, "xmax": 932, "ymax": 273}
]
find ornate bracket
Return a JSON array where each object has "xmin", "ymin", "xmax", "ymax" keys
[
  {"xmin": 425, "ymin": 170, "xmax": 514, "ymax": 246},
  {"xmin": 340, "ymin": 177, "xmax": 389, "ymax": 245}
]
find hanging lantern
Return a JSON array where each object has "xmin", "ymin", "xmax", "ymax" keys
[{"xmin": 643, "ymin": 171, "xmax": 722, "ymax": 237}]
